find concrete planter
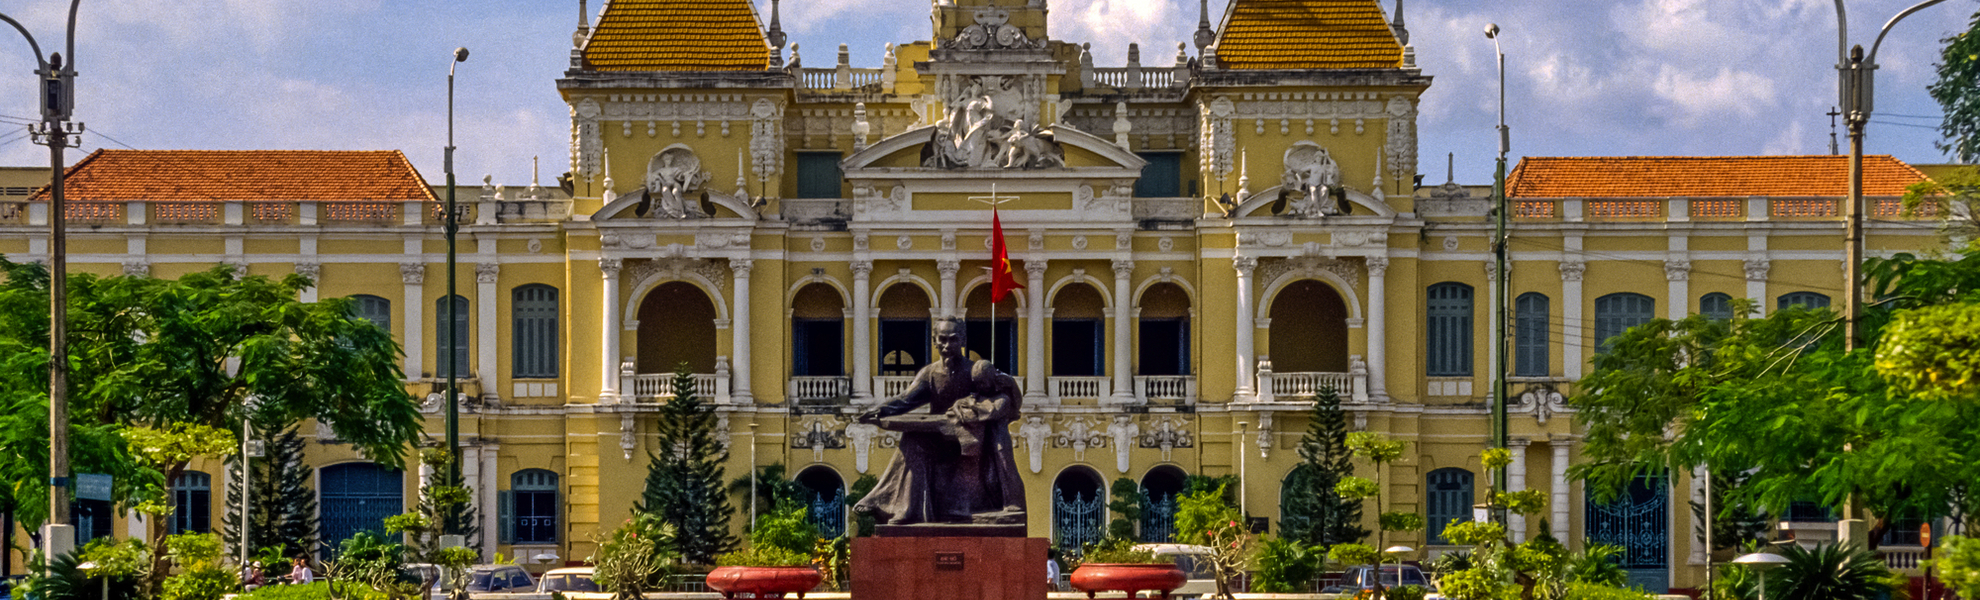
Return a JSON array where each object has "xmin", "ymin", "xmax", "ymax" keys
[
  {"xmin": 1069, "ymin": 563, "xmax": 1189, "ymax": 599},
  {"xmin": 705, "ymin": 566, "xmax": 824, "ymax": 599}
]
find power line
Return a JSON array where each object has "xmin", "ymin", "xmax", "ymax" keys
[{"xmin": 1868, "ymin": 120, "xmax": 1943, "ymax": 130}]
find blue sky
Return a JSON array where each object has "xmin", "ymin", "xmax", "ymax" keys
[{"xmin": 0, "ymin": 0, "xmax": 1966, "ymax": 187}]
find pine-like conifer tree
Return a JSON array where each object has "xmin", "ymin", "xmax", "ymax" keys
[
  {"xmin": 223, "ymin": 423, "xmax": 320, "ymax": 559},
  {"xmin": 1280, "ymin": 387, "xmax": 1366, "ymax": 545},
  {"xmin": 637, "ymin": 364, "xmax": 737, "ymax": 564}
]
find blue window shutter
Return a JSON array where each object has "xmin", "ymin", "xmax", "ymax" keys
[{"xmin": 498, "ymin": 490, "xmax": 514, "ymax": 545}]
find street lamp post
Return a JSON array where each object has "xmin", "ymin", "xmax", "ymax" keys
[
  {"xmin": 1838, "ymin": 0, "xmax": 1947, "ymax": 352},
  {"xmin": 1484, "ymin": 22, "xmax": 1511, "ymax": 515},
  {"xmin": 444, "ymin": 47, "xmax": 469, "ymax": 532},
  {"xmin": 1734, "ymin": 552, "xmax": 1790, "ymax": 600},
  {"xmin": 1, "ymin": 0, "xmax": 85, "ymax": 562}
]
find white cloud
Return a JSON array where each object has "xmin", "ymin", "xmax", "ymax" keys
[{"xmin": 1650, "ymin": 65, "xmax": 1779, "ymax": 128}]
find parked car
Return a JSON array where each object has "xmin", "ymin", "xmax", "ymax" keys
[
  {"xmin": 403, "ymin": 563, "xmax": 536, "ymax": 597},
  {"xmin": 536, "ymin": 567, "xmax": 603, "ymax": 594},
  {"xmin": 1322, "ymin": 564, "xmax": 1432, "ymax": 594},
  {"xmin": 1131, "ymin": 543, "xmax": 1220, "ymax": 599}
]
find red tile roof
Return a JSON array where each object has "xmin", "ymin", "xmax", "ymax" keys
[
  {"xmin": 1216, "ymin": 0, "xmax": 1404, "ymax": 70},
  {"xmin": 31, "ymin": 149, "xmax": 435, "ymax": 202},
  {"xmin": 1507, "ymin": 155, "xmax": 1932, "ymax": 198},
  {"xmin": 582, "ymin": 0, "xmax": 771, "ymax": 72}
]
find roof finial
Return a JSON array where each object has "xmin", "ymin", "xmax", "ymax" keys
[
  {"xmin": 574, "ymin": 0, "xmax": 590, "ymax": 48},
  {"xmin": 767, "ymin": 0, "xmax": 787, "ymax": 68},
  {"xmin": 1446, "ymin": 152, "xmax": 1455, "ymax": 184},
  {"xmin": 1193, "ymin": 0, "xmax": 1215, "ymax": 53},
  {"xmin": 1391, "ymin": 0, "xmax": 1409, "ymax": 45}
]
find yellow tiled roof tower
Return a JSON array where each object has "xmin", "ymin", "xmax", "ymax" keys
[
  {"xmin": 582, "ymin": 0, "xmax": 771, "ymax": 72},
  {"xmin": 1215, "ymin": 0, "xmax": 1404, "ymax": 69}
]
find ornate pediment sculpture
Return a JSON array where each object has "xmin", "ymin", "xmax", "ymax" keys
[
  {"xmin": 1280, "ymin": 142, "xmax": 1347, "ymax": 218},
  {"xmin": 638, "ymin": 147, "xmax": 713, "ymax": 219},
  {"xmin": 924, "ymin": 75, "xmax": 1064, "ymax": 169},
  {"xmin": 942, "ymin": 8, "xmax": 1046, "ymax": 51}
]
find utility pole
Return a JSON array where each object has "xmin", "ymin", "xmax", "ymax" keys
[
  {"xmin": 1485, "ymin": 23, "xmax": 1511, "ymax": 509},
  {"xmin": 2, "ymin": 0, "xmax": 85, "ymax": 561},
  {"xmin": 444, "ymin": 47, "xmax": 469, "ymax": 537}
]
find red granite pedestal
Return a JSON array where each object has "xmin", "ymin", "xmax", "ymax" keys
[{"xmin": 852, "ymin": 526, "xmax": 1048, "ymax": 600}]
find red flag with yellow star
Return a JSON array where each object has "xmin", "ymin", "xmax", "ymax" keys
[{"xmin": 990, "ymin": 207, "xmax": 1023, "ymax": 303}]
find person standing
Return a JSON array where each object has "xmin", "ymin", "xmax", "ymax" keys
[{"xmin": 287, "ymin": 557, "xmax": 313, "ymax": 585}]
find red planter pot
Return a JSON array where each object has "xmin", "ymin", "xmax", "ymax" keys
[
  {"xmin": 705, "ymin": 565, "xmax": 825, "ymax": 599},
  {"xmin": 1069, "ymin": 563, "xmax": 1188, "ymax": 599}
]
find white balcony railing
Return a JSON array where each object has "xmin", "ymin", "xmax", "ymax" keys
[
  {"xmin": 626, "ymin": 373, "xmax": 720, "ymax": 401},
  {"xmin": 1049, "ymin": 376, "xmax": 1111, "ymax": 403},
  {"xmin": 1881, "ymin": 547, "xmax": 1927, "ymax": 572},
  {"xmin": 1252, "ymin": 356, "xmax": 1370, "ymax": 403},
  {"xmin": 873, "ymin": 376, "xmax": 916, "ymax": 398},
  {"xmin": 789, "ymin": 376, "xmax": 851, "ymax": 402},
  {"xmin": 1134, "ymin": 376, "xmax": 1196, "ymax": 402}
]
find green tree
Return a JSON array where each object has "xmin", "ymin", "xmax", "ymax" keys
[
  {"xmin": 1281, "ymin": 387, "xmax": 1366, "ymax": 546},
  {"xmin": 1335, "ymin": 432, "xmax": 1421, "ymax": 600},
  {"xmin": 845, "ymin": 473, "xmax": 878, "ymax": 537},
  {"xmin": 1929, "ymin": 10, "xmax": 1980, "ymax": 162},
  {"xmin": 1174, "ymin": 484, "xmax": 1251, "ymax": 600},
  {"xmin": 222, "ymin": 423, "xmax": 319, "ymax": 562},
  {"xmin": 727, "ymin": 462, "xmax": 805, "ymax": 526},
  {"xmin": 637, "ymin": 364, "xmax": 737, "ymax": 565},
  {"xmin": 413, "ymin": 450, "xmax": 481, "ymax": 554},
  {"xmin": 0, "ymin": 261, "xmax": 423, "ymax": 535},
  {"xmin": 1106, "ymin": 477, "xmax": 1143, "ymax": 541}
]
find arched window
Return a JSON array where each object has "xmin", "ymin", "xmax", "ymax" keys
[
  {"xmin": 1426, "ymin": 283, "xmax": 1474, "ymax": 376},
  {"xmin": 512, "ymin": 285, "xmax": 559, "ymax": 378},
  {"xmin": 1700, "ymin": 292, "xmax": 1734, "ymax": 320},
  {"xmin": 350, "ymin": 295, "xmax": 391, "ymax": 332},
  {"xmin": 171, "ymin": 471, "xmax": 212, "ymax": 534},
  {"xmin": 1778, "ymin": 291, "xmax": 1832, "ymax": 311},
  {"xmin": 436, "ymin": 295, "xmax": 469, "ymax": 378},
  {"xmin": 1515, "ymin": 293, "xmax": 1550, "ymax": 377},
  {"xmin": 1594, "ymin": 293, "xmax": 1655, "ymax": 353},
  {"xmin": 504, "ymin": 469, "xmax": 559, "ymax": 545},
  {"xmin": 1425, "ymin": 468, "xmax": 1474, "ymax": 545},
  {"xmin": 1051, "ymin": 468, "xmax": 1106, "ymax": 553}
]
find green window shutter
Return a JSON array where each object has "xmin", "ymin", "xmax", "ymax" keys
[{"xmin": 498, "ymin": 490, "xmax": 514, "ymax": 545}]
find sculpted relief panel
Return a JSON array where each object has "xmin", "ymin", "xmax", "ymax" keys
[{"xmin": 925, "ymin": 75, "xmax": 1064, "ymax": 170}]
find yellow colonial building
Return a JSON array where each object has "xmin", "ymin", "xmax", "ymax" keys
[{"xmin": 0, "ymin": 0, "xmax": 1954, "ymax": 594}]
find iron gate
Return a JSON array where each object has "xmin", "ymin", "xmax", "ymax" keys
[
  {"xmin": 1140, "ymin": 493, "xmax": 1178, "ymax": 543},
  {"xmin": 809, "ymin": 489, "xmax": 846, "ymax": 539},
  {"xmin": 320, "ymin": 463, "xmax": 403, "ymax": 554},
  {"xmin": 1586, "ymin": 476, "xmax": 1669, "ymax": 592},
  {"xmin": 1053, "ymin": 491, "xmax": 1105, "ymax": 552}
]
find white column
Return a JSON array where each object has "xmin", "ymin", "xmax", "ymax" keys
[
  {"xmin": 296, "ymin": 262, "xmax": 321, "ymax": 303},
  {"xmin": 937, "ymin": 259, "xmax": 960, "ymax": 319},
  {"xmin": 461, "ymin": 446, "xmax": 483, "ymax": 552},
  {"xmin": 1509, "ymin": 438, "xmax": 1530, "ymax": 542},
  {"xmin": 1233, "ymin": 256, "xmax": 1258, "ymax": 401},
  {"xmin": 1365, "ymin": 257, "xmax": 1390, "ymax": 401},
  {"xmin": 480, "ymin": 444, "xmax": 500, "ymax": 558},
  {"xmin": 476, "ymin": 263, "xmax": 500, "ymax": 401},
  {"xmin": 1110, "ymin": 259, "xmax": 1136, "ymax": 403},
  {"xmin": 1024, "ymin": 260, "xmax": 1048, "ymax": 403},
  {"xmin": 730, "ymin": 258, "xmax": 755, "ymax": 403},
  {"xmin": 1744, "ymin": 258, "xmax": 1771, "ymax": 317},
  {"xmin": 1552, "ymin": 440, "xmax": 1571, "ymax": 542},
  {"xmin": 851, "ymin": 260, "xmax": 874, "ymax": 403},
  {"xmin": 401, "ymin": 262, "xmax": 426, "ymax": 379},
  {"xmin": 1665, "ymin": 260, "xmax": 1690, "ymax": 320},
  {"xmin": 1688, "ymin": 465, "xmax": 1708, "ymax": 565},
  {"xmin": 599, "ymin": 258, "xmax": 623, "ymax": 402},
  {"xmin": 1559, "ymin": 261, "xmax": 1585, "ymax": 379}
]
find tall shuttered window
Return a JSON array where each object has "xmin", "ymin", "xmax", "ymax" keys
[
  {"xmin": 1700, "ymin": 292, "xmax": 1734, "ymax": 320},
  {"xmin": 1425, "ymin": 468, "xmax": 1474, "ymax": 545},
  {"xmin": 1778, "ymin": 291, "xmax": 1831, "ymax": 311},
  {"xmin": 503, "ymin": 469, "xmax": 559, "ymax": 545},
  {"xmin": 1134, "ymin": 152, "xmax": 1184, "ymax": 197},
  {"xmin": 170, "ymin": 471, "xmax": 211, "ymax": 534},
  {"xmin": 1515, "ymin": 293, "xmax": 1550, "ymax": 377},
  {"xmin": 795, "ymin": 152, "xmax": 845, "ymax": 199},
  {"xmin": 512, "ymin": 285, "xmax": 559, "ymax": 379},
  {"xmin": 1426, "ymin": 283, "xmax": 1474, "ymax": 376},
  {"xmin": 1594, "ymin": 293, "xmax": 1655, "ymax": 353},
  {"xmin": 351, "ymin": 295, "xmax": 391, "ymax": 332},
  {"xmin": 437, "ymin": 295, "xmax": 470, "ymax": 378}
]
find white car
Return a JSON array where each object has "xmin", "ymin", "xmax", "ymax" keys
[
  {"xmin": 536, "ymin": 566, "xmax": 606, "ymax": 597},
  {"xmin": 1132, "ymin": 544, "xmax": 1219, "ymax": 598}
]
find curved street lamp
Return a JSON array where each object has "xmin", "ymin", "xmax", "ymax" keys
[
  {"xmin": 1484, "ymin": 21, "xmax": 1511, "ymax": 518},
  {"xmin": 444, "ymin": 46, "xmax": 469, "ymax": 537},
  {"xmin": 0, "ymin": 0, "xmax": 85, "ymax": 563}
]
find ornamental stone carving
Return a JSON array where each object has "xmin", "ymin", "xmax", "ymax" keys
[
  {"xmin": 475, "ymin": 263, "xmax": 500, "ymax": 284},
  {"xmin": 1201, "ymin": 96, "xmax": 1236, "ymax": 181},
  {"xmin": 400, "ymin": 262, "xmax": 426, "ymax": 285},
  {"xmin": 641, "ymin": 147, "xmax": 713, "ymax": 219},
  {"xmin": 941, "ymin": 7, "xmax": 1046, "ymax": 50},
  {"xmin": 1383, "ymin": 96, "xmax": 1418, "ymax": 182},
  {"xmin": 1017, "ymin": 416, "xmax": 1052, "ymax": 474},
  {"xmin": 1138, "ymin": 417, "xmax": 1193, "ymax": 463},
  {"xmin": 1558, "ymin": 261, "xmax": 1586, "ymax": 282},
  {"xmin": 925, "ymin": 75, "xmax": 1063, "ymax": 169},
  {"xmin": 1664, "ymin": 260, "xmax": 1692, "ymax": 281},
  {"xmin": 293, "ymin": 261, "xmax": 321, "ymax": 281},
  {"xmin": 1743, "ymin": 259, "xmax": 1771, "ymax": 282},
  {"xmin": 1366, "ymin": 256, "xmax": 1390, "ymax": 277},
  {"xmin": 1256, "ymin": 256, "xmax": 1362, "ymax": 291},
  {"xmin": 625, "ymin": 258, "xmax": 730, "ymax": 294},
  {"xmin": 1054, "ymin": 416, "xmax": 1106, "ymax": 462},
  {"xmin": 1106, "ymin": 415, "xmax": 1138, "ymax": 473},
  {"xmin": 599, "ymin": 257, "xmax": 624, "ymax": 277},
  {"xmin": 1281, "ymin": 142, "xmax": 1346, "ymax": 218},
  {"xmin": 122, "ymin": 260, "xmax": 150, "ymax": 278},
  {"xmin": 845, "ymin": 422, "xmax": 881, "ymax": 473}
]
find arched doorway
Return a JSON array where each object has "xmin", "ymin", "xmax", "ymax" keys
[
  {"xmin": 1586, "ymin": 475, "xmax": 1670, "ymax": 593},
  {"xmin": 963, "ymin": 284, "xmax": 1018, "ymax": 374},
  {"xmin": 792, "ymin": 283, "xmax": 846, "ymax": 379},
  {"xmin": 795, "ymin": 466, "xmax": 847, "ymax": 539},
  {"xmin": 636, "ymin": 281, "xmax": 718, "ymax": 374},
  {"xmin": 1267, "ymin": 280, "xmax": 1349, "ymax": 374},
  {"xmin": 1139, "ymin": 465, "xmax": 1188, "ymax": 542},
  {"xmin": 1052, "ymin": 467, "xmax": 1106, "ymax": 552},
  {"xmin": 877, "ymin": 283, "xmax": 933, "ymax": 377},
  {"xmin": 321, "ymin": 463, "xmax": 404, "ymax": 553}
]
